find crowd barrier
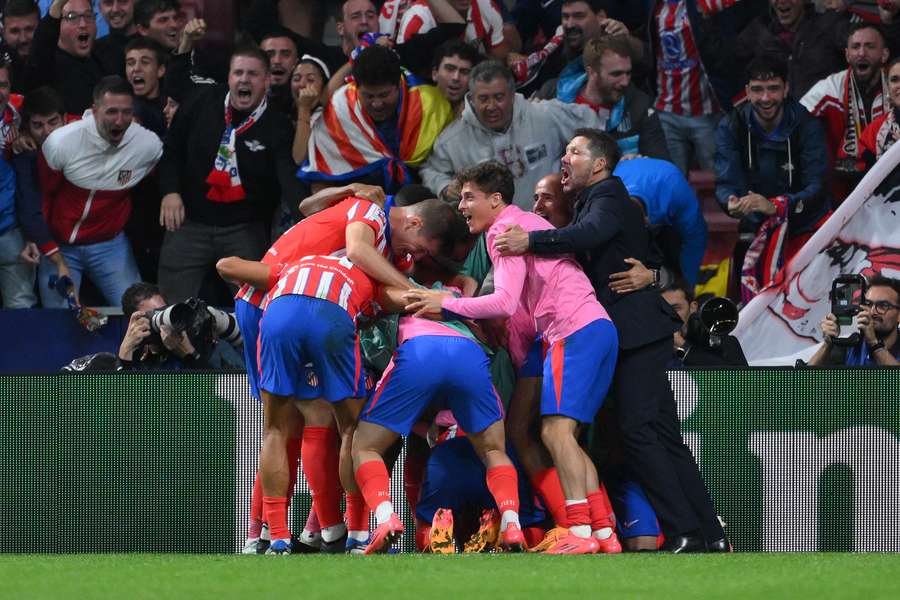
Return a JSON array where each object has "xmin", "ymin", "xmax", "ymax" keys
[{"xmin": 1, "ymin": 369, "xmax": 897, "ymax": 553}]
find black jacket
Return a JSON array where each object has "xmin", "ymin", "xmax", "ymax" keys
[
  {"xmin": 158, "ymin": 85, "xmax": 300, "ymax": 227},
  {"xmin": 528, "ymin": 176, "xmax": 681, "ymax": 350}
]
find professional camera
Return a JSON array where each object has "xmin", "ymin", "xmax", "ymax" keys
[
  {"xmin": 678, "ymin": 296, "xmax": 746, "ymax": 366},
  {"xmin": 829, "ymin": 274, "xmax": 867, "ymax": 347},
  {"xmin": 143, "ymin": 298, "xmax": 242, "ymax": 359}
]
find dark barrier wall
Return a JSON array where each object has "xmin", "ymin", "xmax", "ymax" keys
[{"xmin": 1, "ymin": 370, "xmax": 898, "ymax": 553}]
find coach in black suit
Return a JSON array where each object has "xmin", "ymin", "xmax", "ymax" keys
[{"xmin": 493, "ymin": 129, "xmax": 727, "ymax": 553}]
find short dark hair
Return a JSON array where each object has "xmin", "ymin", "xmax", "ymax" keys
[
  {"xmin": 394, "ymin": 184, "xmax": 435, "ymax": 207},
  {"xmin": 867, "ymin": 274, "xmax": 900, "ymax": 303},
  {"xmin": 3, "ymin": 0, "xmax": 40, "ymax": 22},
  {"xmin": 573, "ymin": 127, "xmax": 622, "ymax": 171},
  {"xmin": 432, "ymin": 39, "xmax": 482, "ymax": 71},
  {"xmin": 561, "ymin": 0, "xmax": 608, "ymax": 13},
  {"xmin": 456, "ymin": 160, "xmax": 516, "ymax": 206},
  {"xmin": 336, "ymin": 0, "xmax": 374, "ymax": 21},
  {"xmin": 662, "ymin": 278, "xmax": 694, "ymax": 303},
  {"xmin": 134, "ymin": 0, "xmax": 180, "ymax": 29},
  {"xmin": 21, "ymin": 86, "xmax": 65, "ymax": 122},
  {"xmin": 260, "ymin": 28, "xmax": 300, "ymax": 54},
  {"xmin": 122, "ymin": 282, "xmax": 164, "ymax": 318},
  {"xmin": 408, "ymin": 198, "xmax": 468, "ymax": 256},
  {"xmin": 468, "ymin": 60, "xmax": 515, "ymax": 93},
  {"xmin": 230, "ymin": 43, "xmax": 271, "ymax": 72},
  {"xmin": 846, "ymin": 22, "xmax": 886, "ymax": 48},
  {"xmin": 124, "ymin": 36, "xmax": 168, "ymax": 67},
  {"xmin": 352, "ymin": 44, "xmax": 401, "ymax": 88},
  {"xmin": 93, "ymin": 75, "xmax": 134, "ymax": 104},
  {"xmin": 745, "ymin": 54, "xmax": 788, "ymax": 85}
]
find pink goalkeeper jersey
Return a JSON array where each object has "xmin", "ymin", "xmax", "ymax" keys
[{"xmin": 442, "ymin": 204, "xmax": 609, "ymax": 346}]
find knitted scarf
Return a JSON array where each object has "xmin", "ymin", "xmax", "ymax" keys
[{"xmin": 206, "ymin": 93, "xmax": 268, "ymax": 203}]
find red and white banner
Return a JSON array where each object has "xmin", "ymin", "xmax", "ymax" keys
[{"xmin": 734, "ymin": 142, "xmax": 900, "ymax": 365}]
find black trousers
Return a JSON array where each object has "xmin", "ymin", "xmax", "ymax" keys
[{"xmin": 613, "ymin": 336, "xmax": 723, "ymax": 541}]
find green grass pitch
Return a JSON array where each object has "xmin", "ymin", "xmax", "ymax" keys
[{"xmin": 2, "ymin": 554, "xmax": 898, "ymax": 600}]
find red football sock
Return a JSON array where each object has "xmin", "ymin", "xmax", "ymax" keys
[
  {"xmin": 531, "ymin": 467, "xmax": 569, "ymax": 527},
  {"xmin": 524, "ymin": 526, "xmax": 545, "ymax": 548},
  {"xmin": 248, "ymin": 470, "xmax": 264, "ymax": 539},
  {"xmin": 301, "ymin": 426, "xmax": 343, "ymax": 528},
  {"xmin": 486, "ymin": 464, "xmax": 520, "ymax": 515},
  {"xmin": 285, "ymin": 436, "xmax": 302, "ymax": 509},
  {"xmin": 587, "ymin": 488, "xmax": 614, "ymax": 530},
  {"xmin": 403, "ymin": 447, "xmax": 427, "ymax": 517},
  {"xmin": 415, "ymin": 522, "xmax": 431, "ymax": 552},
  {"xmin": 305, "ymin": 501, "xmax": 320, "ymax": 533},
  {"xmin": 263, "ymin": 496, "xmax": 289, "ymax": 541},
  {"xmin": 345, "ymin": 492, "xmax": 369, "ymax": 532},
  {"xmin": 566, "ymin": 501, "xmax": 591, "ymax": 529},
  {"xmin": 355, "ymin": 460, "xmax": 393, "ymax": 513}
]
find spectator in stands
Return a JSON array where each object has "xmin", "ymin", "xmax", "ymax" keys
[
  {"xmin": 0, "ymin": 61, "xmax": 36, "ymax": 309},
  {"xmin": 735, "ymin": 0, "xmax": 850, "ymax": 101},
  {"xmin": 661, "ymin": 280, "xmax": 747, "ymax": 367},
  {"xmin": 641, "ymin": 0, "xmax": 763, "ymax": 174},
  {"xmin": 717, "ymin": 55, "xmax": 829, "ymax": 285},
  {"xmin": 614, "ymin": 156, "xmax": 706, "ymax": 287},
  {"xmin": 532, "ymin": 173, "xmax": 572, "ymax": 229},
  {"xmin": 290, "ymin": 55, "xmax": 329, "ymax": 166},
  {"xmin": 808, "ymin": 274, "xmax": 900, "ymax": 367},
  {"xmin": 513, "ymin": 0, "xmax": 629, "ymax": 95},
  {"xmin": 27, "ymin": 0, "xmax": 110, "ymax": 117},
  {"xmin": 432, "ymin": 39, "xmax": 482, "ymax": 116},
  {"xmin": 133, "ymin": 0, "xmax": 182, "ymax": 52},
  {"xmin": 300, "ymin": 44, "xmax": 452, "ymax": 194},
  {"xmin": 861, "ymin": 56, "xmax": 900, "ymax": 165},
  {"xmin": 13, "ymin": 87, "xmax": 70, "ymax": 295},
  {"xmin": 94, "ymin": 0, "xmax": 139, "ymax": 76},
  {"xmin": 157, "ymin": 45, "xmax": 299, "ymax": 303},
  {"xmin": 260, "ymin": 29, "xmax": 300, "ymax": 118},
  {"xmin": 36, "ymin": 76, "xmax": 162, "ymax": 308},
  {"xmin": 117, "ymin": 281, "xmax": 244, "ymax": 369},
  {"xmin": 125, "ymin": 36, "xmax": 167, "ymax": 137},
  {"xmin": 2, "ymin": 0, "xmax": 40, "ymax": 93},
  {"xmin": 421, "ymin": 60, "xmax": 600, "ymax": 208},
  {"xmin": 537, "ymin": 35, "xmax": 669, "ymax": 161},
  {"xmin": 801, "ymin": 22, "xmax": 891, "ymax": 203}
]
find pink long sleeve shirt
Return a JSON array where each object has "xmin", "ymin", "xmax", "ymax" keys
[{"xmin": 442, "ymin": 204, "xmax": 610, "ymax": 346}]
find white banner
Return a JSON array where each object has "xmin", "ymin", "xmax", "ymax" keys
[{"xmin": 734, "ymin": 142, "xmax": 900, "ymax": 365}]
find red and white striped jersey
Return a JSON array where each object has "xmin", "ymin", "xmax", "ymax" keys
[
  {"xmin": 235, "ymin": 197, "xmax": 388, "ymax": 307},
  {"xmin": 652, "ymin": 0, "xmax": 717, "ymax": 116},
  {"xmin": 466, "ymin": 0, "xmax": 505, "ymax": 52},
  {"xmin": 261, "ymin": 254, "xmax": 379, "ymax": 321},
  {"xmin": 396, "ymin": 1, "xmax": 437, "ymax": 43}
]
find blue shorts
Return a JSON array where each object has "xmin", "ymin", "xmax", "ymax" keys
[
  {"xmin": 518, "ymin": 334, "xmax": 545, "ymax": 378},
  {"xmin": 606, "ymin": 471, "xmax": 661, "ymax": 539},
  {"xmin": 541, "ymin": 319, "xmax": 618, "ymax": 423},
  {"xmin": 416, "ymin": 437, "xmax": 545, "ymax": 527},
  {"xmin": 235, "ymin": 299, "xmax": 263, "ymax": 400},
  {"xmin": 258, "ymin": 295, "xmax": 365, "ymax": 402},
  {"xmin": 362, "ymin": 335, "xmax": 503, "ymax": 436}
]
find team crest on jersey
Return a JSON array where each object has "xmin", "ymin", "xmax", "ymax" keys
[{"xmin": 117, "ymin": 169, "xmax": 132, "ymax": 185}]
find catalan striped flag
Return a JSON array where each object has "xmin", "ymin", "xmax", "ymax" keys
[{"xmin": 299, "ymin": 74, "xmax": 452, "ymax": 190}]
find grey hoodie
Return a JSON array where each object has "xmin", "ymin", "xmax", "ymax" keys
[{"xmin": 421, "ymin": 93, "xmax": 601, "ymax": 208}]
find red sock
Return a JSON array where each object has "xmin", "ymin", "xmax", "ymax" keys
[
  {"xmin": 524, "ymin": 526, "xmax": 545, "ymax": 548},
  {"xmin": 587, "ymin": 488, "xmax": 615, "ymax": 530},
  {"xmin": 403, "ymin": 447, "xmax": 428, "ymax": 517},
  {"xmin": 248, "ymin": 470, "xmax": 264, "ymax": 538},
  {"xmin": 486, "ymin": 464, "xmax": 520, "ymax": 515},
  {"xmin": 531, "ymin": 467, "xmax": 569, "ymax": 527},
  {"xmin": 345, "ymin": 492, "xmax": 369, "ymax": 532},
  {"xmin": 301, "ymin": 426, "xmax": 343, "ymax": 528},
  {"xmin": 566, "ymin": 501, "xmax": 591, "ymax": 529},
  {"xmin": 305, "ymin": 501, "xmax": 320, "ymax": 533},
  {"xmin": 355, "ymin": 460, "xmax": 393, "ymax": 513},
  {"xmin": 263, "ymin": 496, "xmax": 289, "ymax": 541},
  {"xmin": 415, "ymin": 522, "xmax": 431, "ymax": 552},
  {"xmin": 285, "ymin": 436, "xmax": 302, "ymax": 509}
]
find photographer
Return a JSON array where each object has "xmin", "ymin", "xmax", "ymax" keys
[
  {"xmin": 118, "ymin": 282, "xmax": 244, "ymax": 370},
  {"xmin": 808, "ymin": 275, "xmax": 900, "ymax": 367},
  {"xmin": 661, "ymin": 280, "xmax": 747, "ymax": 368}
]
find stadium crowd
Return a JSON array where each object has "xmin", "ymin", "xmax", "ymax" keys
[{"xmin": 1, "ymin": 0, "xmax": 900, "ymax": 554}]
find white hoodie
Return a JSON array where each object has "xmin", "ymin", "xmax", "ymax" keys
[{"xmin": 421, "ymin": 93, "xmax": 601, "ymax": 208}]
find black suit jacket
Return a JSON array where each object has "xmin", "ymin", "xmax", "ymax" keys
[{"xmin": 528, "ymin": 176, "xmax": 681, "ymax": 350}]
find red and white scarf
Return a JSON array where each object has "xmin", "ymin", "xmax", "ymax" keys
[
  {"xmin": 873, "ymin": 108, "xmax": 900, "ymax": 160},
  {"xmin": 206, "ymin": 93, "xmax": 268, "ymax": 203}
]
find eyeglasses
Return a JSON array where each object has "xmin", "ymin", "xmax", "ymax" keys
[
  {"xmin": 861, "ymin": 300, "xmax": 900, "ymax": 314},
  {"xmin": 63, "ymin": 11, "xmax": 96, "ymax": 24}
]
